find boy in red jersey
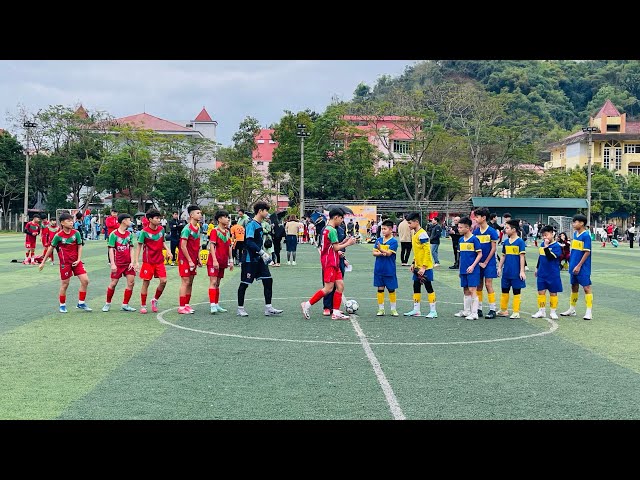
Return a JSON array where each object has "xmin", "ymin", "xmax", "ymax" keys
[
  {"xmin": 23, "ymin": 214, "xmax": 42, "ymax": 264},
  {"xmin": 41, "ymin": 218, "xmax": 60, "ymax": 265},
  {"xmin": 178, "ymin": 205, "xmax": 203, "ymax": 314},
  {"xmin": 301, "ymin": 208, "xmax": 356, "ymax": 320},
  {"xmin": 103, "ymin": 213, "xmax": 137, "ymax": 312},
  {"xmin": 134, "ymin": 209, "xmax": 173, "ymax": 314},
  {"xmin": 39, "ymin": 212, "xmax": 92, "ymax": 313},
  {"xmin": 207, "ymin": 210, "xmax": 234, "ymax": 314}
]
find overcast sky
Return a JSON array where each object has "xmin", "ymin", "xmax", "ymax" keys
[{"xmin": 1, "ymin": 60, "xmax": 416, "ymax": 145}]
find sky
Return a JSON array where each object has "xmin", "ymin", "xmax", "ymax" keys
[{"xmin": 0, "ymin": 60, "xmax": 416, "ymax": 146}]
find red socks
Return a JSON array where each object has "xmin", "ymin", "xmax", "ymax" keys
[
  {"xmin": 141, "ymin": 293, "xmax": 148, "ymax": 306},
  {"xmin": 179, "ymin": 296, "xmax": 186, "ymax": 307},
  {"xmin": 123, "ymin": 288, "xmax": 132, "ymax": 305},
  {"xmin": 78, "ymin": 291, "xmax": 87, "ymax": 302},
  {"xmin": 333, "ymin": 291, "xmax": 342, "ymax": 310},
  {"xmin": 59, "ymin": 295, "xmax": 66, "ymax": 305},
  {"xmin": 309, "ymin": 289, "xmax": 325, "ymax": 305},
  {"xmin": 154, "ymin": 287, "xmax": 163, "ymax": 300},
  {"xmin": 209, "ymin": 288, "xmax": 219, "ymax": 303},
  {"xmin": 106, "ymin": 287, "xmax": 115, "ymax": 303}
]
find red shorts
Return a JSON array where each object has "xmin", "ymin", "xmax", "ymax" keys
[
  {"xmin": 139, "ymin": 262, "xmax": 167, "ymax": 280},
  {"xmin": 59, "ymin": 261, "xmax": 87, "ymax": 280},
  {"xmin": 179, "ymin": 258, "xmax": 198, "ymax": 277},
  {"xmin": 323, "ymin": 266, "xmax": 343, "ymax": 283},
  {"xmin": 25, "ymin": 237, "xmax": 37, "ymax": 249},
  {"xmin": 207, "ymin": 265, "xmax": 226, "ymax": 278},
  {"xmin": 111, "ymin": 264, "xmax": 136, "ymax": 279}
]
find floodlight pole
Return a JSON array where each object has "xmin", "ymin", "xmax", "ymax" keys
[
  {"xmin": 23, "ymin": 121, "xmax": 37, "ymax": 227},
  {"xmin": 296, "ymin": 124, "xmax": 310, "ymax": 218},
  {"xmin": 582, "ymin": 126, "xmax": 597, "ymax": 229}
]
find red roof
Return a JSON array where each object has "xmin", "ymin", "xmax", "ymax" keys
[
  {"xmin": 252, "ymin": 129, "xmax": 277, "ymax": 161},
  {"xmin": 75, "ymin": 105, "xmax": 89, "ymax": 119},
  {"xmin": 342, "ymin": 115, "xmax": 422, "ymax": 122},
  {"xmin": 594, "ymin": 99, "xmax": 621, "ymax": 118},
  {"xmin": 194, "ymin": 107, "xmax": 213, "ymax": 122},
  {"xmin": 115, "ymin": 113, "xmax": 194, "ymax": 132},
  {"xmin": 625, "ymin": 122, "xmax": 640, "ymax": 134}
]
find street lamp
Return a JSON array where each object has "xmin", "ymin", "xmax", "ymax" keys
[
  {"xmin": 296, "ymin": 123, "xmax": 310, "ymax": 218},
  {"xmin": 582, "ymin": 126, "xmax": 598, "ymax": 228},
  {"xmin": 23, "ymin": 121, "xmax": 37, "ymax": 227}
]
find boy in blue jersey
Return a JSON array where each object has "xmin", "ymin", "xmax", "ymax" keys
[
  {"xmin": 373, "ymin": 220, "xmax": 399, "ymax": 316},
  {"xmin": 455, "ymin": 217, "xmax": 483, "ymax": 320},
  {"xmin": 237, "ymin": 201, "xmax": 284, "ymax": 317},
  {"xmin": 473, "ymin": 207, "xmax": 500, "ymax": 319},
  {"xmin": 497, "ymin": 219, "xmax": 527, "ymax": 319},
  {"xmin": 532, "ymin": 225, "xmax": 563, "ymax": 320},
  {"xmin": 560, "ymin": 214, "xmax": 593, "ymax": 320}
]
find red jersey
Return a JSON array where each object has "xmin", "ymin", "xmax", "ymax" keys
[
  {"xmin": 51, "ymin": 229, "xmax": 82, "ymax": 264},
  {"xmin": 320, "ymin": 225, "xmax": 340, "ymax": 269},
  {"xmin": 137, "ymin": 225, "xmax": 166, "ymax": 265},
  {"xmin": 207, "ymin": 227, "xmax": 232, "ymax": 266},
  {"xmin": 108, "ymin": 229, "xmax": 134, "ymax": 265},
  {"xmin": 42, "ymin": 225, "xmax": 60, "ymax": 246},
  {"xmin": 179, "ymin": 223, "xmax": 200, "ymax": 264},
  {"xmin": 24, "ymin": 221, "xmax": 41, "ymax": 240},
  {"xmin": 105, "ymin": 215, "xmax": 120, "ymax": 237}
]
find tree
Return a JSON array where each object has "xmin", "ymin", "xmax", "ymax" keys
[
  {"xmin": 154, "ymin": 163, "xmax": 192, "ymax": 213},
  {"xmin": 0, "ymin": 131, "xmax": 25, "ymax": 225}
]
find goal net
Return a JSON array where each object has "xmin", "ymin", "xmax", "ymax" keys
[
  {"xmin": 548, "ymin": 216, "xmax": 573, "ymax": 236},
  {"xmin": 56, "ymin": 208, "xmax": 81, "ymax": 221}
]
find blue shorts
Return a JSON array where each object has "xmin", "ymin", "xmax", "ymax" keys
[
  {"xmin": 374, "ymin": 274, "xmax": 398, "ymax": 290},
  {"xmin": 412, "ymin": 268, "xmax": 434, "ymax": 283},
  {"xmin": 479, "ymin": 263, "xmax": 497, "ymax": 279},
  {"xmin": 285, "ymin": 235, "xmax": 297, "ymax": 252},
  {"xmin": 502, "ymin": 277, "xmax": 526, "ymax": 290},
  {"xmin": 537, "ymin": 277, "xmax": 563, "ymax": 293},
  {"xmin": 570, "ymin": 273, "xmax": 592, "ymax": 287},
  {"xmin": 460, "ymin": 270, "xmax": 481, "ymax": 288}
]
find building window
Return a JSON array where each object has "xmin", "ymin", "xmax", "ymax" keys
[
  {"xmin": 331, "ymin": 139, "xmax": 345, "ymax": 150},
  {"xmin": 268, "ymin": 140, "xmax": 276, "ymax": 144},
  {"xmin": 607, "ymin": 124, "xmax": 620, "ymax": 132},
  {"xmin": 393, "ymin": 140, "xmax": 411, "ymax": 155},
  {"xmin": 629, "ymin": 165, "xmax": 640, "ymax": 175},
  {"xmin": 615, "ymin": 148, "xmax": 622, "ymax": 170},
  {"xmin": 603, "ymin": 148, "xmax": 610, "ymax": 169},
  {"xmin": 624, "ymin": 144, "xmax": 640, "ymax": 154},
  {"xmin": 559, "ymin": 150, "xmax": 565, "ymax": 160},
  {"xmin": 257, "ymin": 139, "xmax": 265, "ymax": 144}
]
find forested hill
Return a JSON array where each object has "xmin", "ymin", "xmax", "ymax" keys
[{"xmin": 361, "ymin": 60, "xmax": 640, "ymax": 140}]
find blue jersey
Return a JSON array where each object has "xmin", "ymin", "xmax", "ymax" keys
[
  {"xmin": 502, "ymin": 237, "xmax": 526, "ymax": 279},
  {"xmin": 458, "ymin": 235, "xmax": 482, "ymax": 274},
  {"xmin": 244, "ymin": 219, "xmax": 263, "ymax": 263},
  {"xmin": 472, "ymin": 225, "xmax": 499, "ymax": 266},
  {"xmin": 537, "ymin": 241, "xmax": 562, "ymax": 280},
  {"xmin": 373, "ymin": 236, "xmax": 398, "ymax": 276},
  {"xmin": 569, "ymin": 230, "xmax": 591, "ymax": 276}
]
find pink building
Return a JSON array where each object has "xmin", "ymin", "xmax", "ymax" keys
[{"xmin": 252, "ymin": 129, "xmax": 289, "ymax": 211}]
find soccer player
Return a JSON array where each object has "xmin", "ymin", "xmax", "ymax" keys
[
  {"xmin": 39, "ymin": 212, "xmax": 92, "ymax": 313},
  {"xmin": 238, "ymin": 202, "xmax": 284, "ymax": 317},
  {"xmin": 532, "ymin": 225, "xmax": 563, "ymax": 320},
  {"xmin": 560, "ymin": 214, "xmax": 593, "ymax": 320},
  {"xmin": 168, "ymin": 212, "xmax": 185, "ymax": 266},
  {"xmin": 41, "ymin": 218, "xmax": 60, "ymax": 265},
  {"xmin": 134, "ymin": 209, "xmax": 173, "ymax": 315},
  {"xmin": 373, "ymin": 219, "xmax": 399, "ymax": 316},
  {"xmin": 103, "ymin": 213, "xmax": 137, "ymax": 312},
  {"xmin": 301, "ymin": 208, "xmax": 356, "ymax": 320},
  {"xmin": 207, "ymin": 210, "xmax": 233, "ymax": 314},
  {"xmin": 455, "ymin": 216, "xmax": 483, "ymax": 320},
  {"xmin": 497, "ymin": 219, "xmax": 527, "ymax": 319},
  {"xmin": 473, "ymin": 207, "xmax": 500, "ymax": 319},
  {"xmin": 23, "ymin": 214, "xmax": 42, "ymax": 264},
  {"xmin": 404, "ymin": 212, "xmax": 437, "ymax": 318},
  {"xmin": 178, "ymin": 205, "xmax": 203, "ymax": 314}
]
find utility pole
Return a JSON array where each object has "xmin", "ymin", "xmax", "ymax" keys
[
  {"xmin": 296, "ymin": 124, "xmax": 310, "ymax": 218},
  {"xmin": 582, "ymin": 126, "xmax": 598, "ymax": 228},
  {"xmin": 23, "ymin": 121, "xmax": 37, "ymax": 227}
]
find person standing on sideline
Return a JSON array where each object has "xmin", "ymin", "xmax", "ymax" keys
[
  {"xmin": 207, "ymin": 210, "xmax": 233, "ymax": 314},
  {"xmin": 103, "ymin": 213, "xmax": 137, "ymax": 313},
  {"xmin": 168, "ymin": 212, "xmax": 185, "ymax": 266},
  {"xmin": 454, "ymin": 217, "xmax": 483, "ymax": 320},
  {"xmin": 39, "ymin": 212, "xmax": 92, "ymax": 313},
  {"xmin": 429, "ymin": 216, "xmax": 443, "ymax": 267},
  {"xmin": 237, "ymin": 202, "xmax": 284, "ymax": 317},
  {"xmin": 105, "ymin": 208, "xmax": 119, "ymax": 262},
  {"xmin": 496, "ymin": 219, "xmax": 527, "ymax": 319},
  {"xmin": 560, "ymin": 214, "xmax": 594, "ymax": 320},
  {"xmin": 134, "ymin": 209, "xmax": 173, "ymax": 315},
  {"xmin": 346, "ymin": 219, "xmax": 355, "ymax": 237},
  {"xmin": 398, "ymin": 215, "xmax": 412, "ymax": 266},
  {"xmin": 472, "ymin": 207, "xmax": 500, "ymax": 319},
  {"xmin": 373, "ymin": 219, "xmax": 399, "ymax": 316},
  {"xmin": 285, "ymin": 215, "xmax": 300, "ymax": 265},
  {"xmin": 177, "ymin": 205, "xmax": 203, "ymax": 314},
  {"xmin": 301, "ymin": 208, "xmax": 356, "ymax": 320},
  {"xmin": 237, "ymin": 208, "xmax": 250, "ymax": 228},
  {"xmin": 230, "ymin": 219, "xmax": 245, "ymax": 266},
  {"xmin": 448, "ymin": 216, "xmax": 462, "ymax": 269},
  {"xmin": 627, "ymin": 224, "xmax": 635, "ymax": 248}
]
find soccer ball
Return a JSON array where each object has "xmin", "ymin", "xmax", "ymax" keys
[{"xmin": 345, "ymin": 299, "xmax": 359, "ymax": 314}]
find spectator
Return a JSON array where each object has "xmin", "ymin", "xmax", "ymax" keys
[
  {"xmin": 448, "ymin": 216, "xmax": 461, "ymax": 269},
  {"xmin": 429, "ymin": 216, "xmax": 443, "ymax": 267},
  {"xmin": 627, "ymin": 224, "xmax": 636, "ymax": 249},
  {"xmin": 398, "ymin": 216, "xmax": 412, "ymax": 266}
]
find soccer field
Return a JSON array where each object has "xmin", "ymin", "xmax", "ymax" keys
[{"xmin": 1, "ymin": 233, "xmax": 639, "ymax": 420}]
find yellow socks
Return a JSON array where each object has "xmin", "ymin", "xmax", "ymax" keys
[
  {"xmin": 428, "ymin": 292, "xmax": 436, "ymax": 304},
  {"xmin": 537, "ymin": 294, "xmax": 546, "ymax": 309},
  {"xmin": 487, "ymin": 292, "xmax": 496, "ymax": 310},
  {"xmin": 377, "ymin": 291, "xmax": 384, "ymax": 307},
  {"xmin": 550, "ymin": 296, "xmax": 558, "ymax": 309},
  {"xmin": 513, "ymin": 294, "xmax": 521, "ymax": 313},
  {"xmin": 413, "ymin": 293, "xmax": 421, "ymax": 311},
  {"xmin": 477, "ymin": 291, "xmax": 483, "ymax": 303},
  {"xmin": 500, "ymin": 293, "xmax": 509, "ymax": 310},
  {"xmin": 389, "ymin": 291, "xmax": 397, "ymax": 310},
  {"xmin": 570, "ymin": 292, "xmax": 579, "ymax": 307},
  {"xmin": 585, "ymin": 293, "xmax": 593, "ymax": 308}
]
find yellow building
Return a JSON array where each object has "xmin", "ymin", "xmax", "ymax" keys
[{"xmin": 545, "ymin": 99, "xmax": 640, "ymax": 176}]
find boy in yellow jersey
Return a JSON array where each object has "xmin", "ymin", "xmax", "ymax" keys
[
  {"xmin": 497, "ymin": 219, "xmax": 527, "ymax": 319},
  {"xmin": 403, "ymin": 212, "xmax": 437, "ymax": 318},
  {"xmin": 560, "ymin": 214, "xmax": 593, "ymax": 320}
]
